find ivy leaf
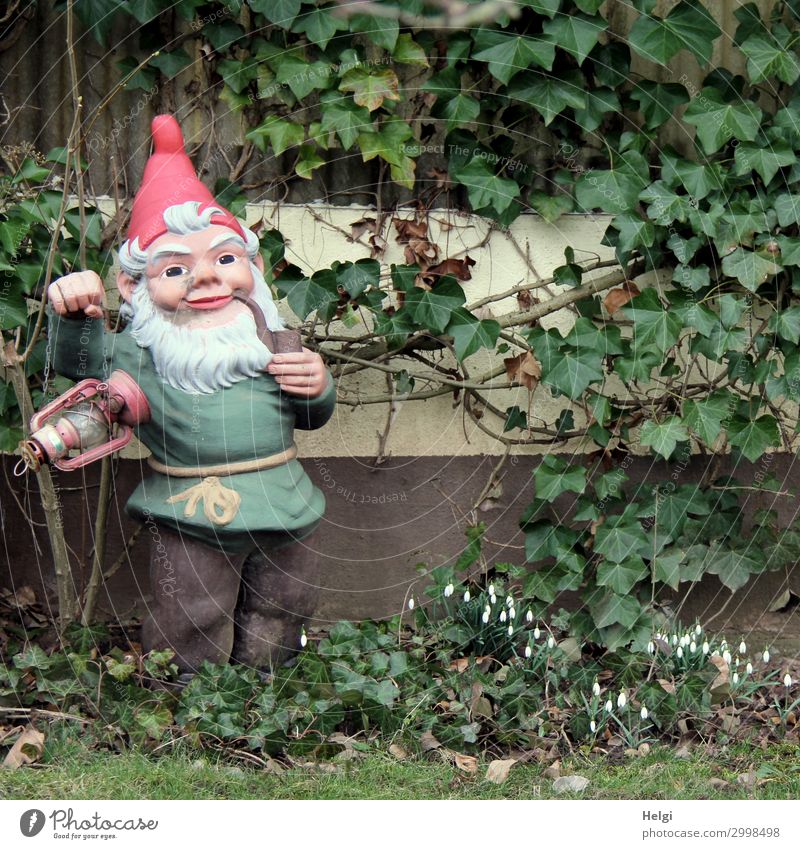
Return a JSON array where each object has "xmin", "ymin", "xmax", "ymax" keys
[
  {"xmin": 291, "ymin": 6, "xmax": 349, "ymax": 50},
  {"xmin": 594, "ymin": 514, "xmax": 650, "ymax": 564},
  {"xmin": 472, "ymin": 31, "xmax": 555, "ymax": 84},
  {"xmin": 319, "ymin": 93, "xmax": 373, "ymax": 150},
  {"xmin": 434, "ymin": 93, "xmax": 480, "ymax": 132},
  {"xmin": 740, "ymin": 28, "xmax": 800, "ymax": 84},
  {"xmin": 774, "ymin": 193, "xmax": 800, "ymax": 228},
  {"xmin": 705, "ymin": 543, "xmax": 763, "ymax": 591},
  {"xmin": 530, "ymin": 328, "xmax": 605, "ymax": 398},
  {"xmin": 653, "ymin": 551, "xmax": 683, "ymax": 591},
  {"xmin": 734, "ymin": 141, "xmax": 796, "ymax": 184},
  {"xmin": 246, "ymin": 117, "xmax": 304, "ymax": 156},
  {"xmin": 150, "ymin": 49, "xmax": 192, "ymax": 79},
  {"xmin": 250, "ymin": 0, "xmax": 301, "ymax": 26},
  {"xmin": 349, "ymin": 12, "xmax": 399, "ymax": 52},
  {"xmin": 575, "ymin": 154, "xmax": 649, "ymax": 215},
  {"xmin": 589, "ymin": 590, "xmax": 642, "ymax": 629},
  {"xmin": 339, "ymin": 67, "xmax": 401, "ymax": 111},
  {"xmin": 405, "ymin": 276, "xmax": 466, "ymax": 333},
  {"xmin": 769, "ymin": 306, "xmax": 800, "ymax": 344},
  {"xmin": 272, "ymin": 54, "xmax": 332, "ymax": 99},
  {"xmin": 295, "ymin": 144, "xmax": 326, "ymax": 180},
  {"xmin": 621, "ymin": 288, "xmax": 683, "ymax": 353},
  {"xmin": 452, "ymin": 157, "xmax": 521, "ymax": 215},
  {"xmin": 596, "ymin": 557, "xmax": 649, "ymax": 595},
  {"xmin": 357, "ymin": 119, "xmax": 416, "ymax": 189},
  {"xmin": 530, "ymin": 191, "xmax": 574, "ymax": 223},
  {"xmin": 534, "ymin": 455, "xmax": 587, "ymax": 501},
  {"xmin": 71, "ymin": 0, "xmax": 126, "ymax": 44},
  {"xmin": 506, "ymin": 69, "xmax": 586, "ymax": 126},
  {"xmin": 283, "ymin": 271, "xmax": 339, "ymax": 320},
  {"xmin": 541, "ymin": 13, "xmax": 605, "ymax": 65},
  {"xmin": 336, "ymin": 258, "xmax": 380, "ymax": 298},
  {"xmin": 683, "ymin": 391, "xmax": 733, "ymax": 444},
  {"xmin": 727, "ymin": 415, "xmax": 781, "ymax": 461},
  {"xmin": 630, "ymin": 82, "xmax": 690, "ymax": 129},
  {"xmin": 373, "ymin": 309, "xmax": 416, "ymax": 349},
  {"xmin": 638, "ymin": 485, "xmax": 711, "ymax": 540},
  {"xmin": 393, "ymin": 34, "xmax": 429, "ymax": 67},
  {"xmin": 573, "ymin": 88, "xmax": 621, "ymax": 133},
  {"xmin": 629, "ymin": 0, "xmax": 722, "ymax": 66},
  {"xmin": 445, "ymin": 309, "xmax": 501, "ymax": 361},
  {"xmin": 639, "ymin": 181, "xmax": 694, "ymax": 225},
  {"xmin": 504, "ymin": 405, "xmax": 528, "ymax": 432},
  {"xmin": 639, "ymin": 417, "xmax": 689, "ymax": 459},
  {"xmin": 683, "ymin": 88, "xmax": 762, "ymax": 154},
  {"xmin": 521, "ymin": 0, "xmax": 561, "ymax": 18},
  {"xmin": 721, "ymin": 247, "xmax": 781, "ymax": 292}
]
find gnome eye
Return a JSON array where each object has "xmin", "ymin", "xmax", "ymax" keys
[
  {"xmin": 163, "ymin": 265, "xmax": 189, "ymax": 278},
  {"xmin": 217, "ymin": 254, "xmax": 237, "ymax": 265}
]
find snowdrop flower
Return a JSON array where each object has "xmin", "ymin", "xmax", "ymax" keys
[
  {"xmin": 408, "ymin": 597, "xmax": 415, "ymax": 610},
  {"xmin": 506, "ymin": 595, "xmax": 514, "ymax": 608},
  {"xmin": 509, "ymin": 607, "xmax": 516, "ymax": 620},
  {"xmin": 592, "ymin": 680, "xmax": 601, "ymax": 697},
  {"xmin": 488, "ymin": 583, "xmax": 495, "ymax": 596},
  {"xmin": 617, "ymin": 691, "xmax": 627, "ymax": 709},
  {"xmin": 444, "ymin": 583, "xmax": 454, "ymax": 598},
  {"xmin": 723, "ymin": 650, "xmax": 732, "ymax": 665},
  {"xmin": 647, "ymin": 641, "xmax": 655, "ymax": 655},
  {"xmin": 533, "ymin": 626, "xmax": 541, "ymax": 640},
  {"xmin": 739, "ymin": 640, "xmax": 747, "ymax": 654},
  {"xmin": 526, "ymin": 609, "xmax": 534, "ymax": 623},
  {"xmin": 784, "ymin": 673, "xmax": 793, "ymax": 688},
  {"xmin": 482, "ymin": 611, "xmax": 490, "ymax": 624},
  {"xmin": 640, "ymin": 705, "xmax": 648, "ymax": 720},
  {"xmin": 671, "ymin": 634, "xmax": 679, "ymax": 646},
  {"xmin": 695, "ymin": 624, "xmax": 702, "ymax": 636},
  {"xmin": 732, "ymin": 672, "xmax": 739, "ymax": 685},
  {"xmin": 300, "ymin": 628, "xmax": 308, "ymax": 649},
  {"xmin": 590, "ymin": 720, "xmax": 597, "ymax": 733},
  {"xmin": 463, "ymin": 589, "xmax": 471, "ymax": 602},
  {"xmin": 677, "ymin": 646, "xmax": 683, "ymax": 659},
  {"xmin": 547, "ymin": 635, "xmax": 556, "ymax": 649},
  {"xmin": 680, "ymin": 634, "xmax": 689, "ymax": 648},
  {"xmin": 763, "ymin": 648, "xmax": 771, "ymax": 663},
  {"xmin": 524, "ymin": 645, "xmax": 532, "ymax": 659},
  {"xmin": 702, "ymin": 641, "xmax": 710, "ymax": 655},
  {"xmin": 490, "ymin": 593, "xmax": 497, "ymax": 605},
  {"xmin": 499, "ymin": 610, "xmax": 507, "ymax": 623},
  {"xmin": 605, "ymin": 699, "xmax": 613, "ymax": 713},
  {"xmin": 746, "ymin": 662, "xmax": 753, "ymax": 675},
  {"xmin": 690, "ymin": 641, "xmax": 697, "ymax": 654},
  {"xmin": 508, "ymin": 625, "xmax": 514, "ymax": 637}
]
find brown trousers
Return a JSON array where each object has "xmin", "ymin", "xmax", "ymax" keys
[{"xmin": 140, "ymin": 527, "xmax": 320, "ymax": 674}]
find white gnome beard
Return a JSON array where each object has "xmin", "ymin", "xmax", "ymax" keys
[{"xmin": 126, "ymin": 271, "xmax": 276, "ymax": 395}]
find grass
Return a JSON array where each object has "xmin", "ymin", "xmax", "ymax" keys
[{"xmin": 1, "ymin": 725, "xmax": 799, "ymax": 800}]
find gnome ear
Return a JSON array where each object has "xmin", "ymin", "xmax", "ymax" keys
[
  {"xmin": 253, "ymin": 251, "xmax": 264, "ymax": 273},
  {"xmin": 117, "ymin": 270, "xmax": 138, "ymax": 304}
]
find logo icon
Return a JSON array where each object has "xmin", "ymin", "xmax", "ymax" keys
[{"xmin": 20, "ymin": 810, "xmax": 45, "ymax": 837}]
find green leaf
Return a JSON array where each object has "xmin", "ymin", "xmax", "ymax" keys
[
  {"xmin": 740, "ymin": 28, "xmax": 800, "ymax": 84},
  {"xmin": 654, "ymin": 551, "xmax": 683, "ymax": 591},
  {"xmin": 336, "ymin": 258, "xmax": 380, "ymax": 298},
  {"xmin": 246, "ymin": 116, "xmax": 304, "ymax": 156},
  {"xmin": 683, "ymin": 391, "xmax": 733, "ymax": 444},
  {"xmin": 506, "ymin": 69, "xmax": 586, "ymax": 126},
  {"xmin": 291, "ymin": 6, "xmax": 349, "ymax": 49},
  {"xmin": 774, "ymin": 193, "xmax": 800, "ymax": 228},
  {"xmin": 770, "ymin": 306, "xmax": 800, "ymax": 344},
  {"xmin": 594, "ymin": 513, "xmax": 649, "ymax": 564},
  {"xmin": 12, "ymin": 159, "xmax": 52, "ymax": 185},
  {"xmin": 319, "ymin": 93, "xmax": 373, "ymax": 150},
  {"xmin": 504, "ymin": 405, "xmax": 528, "ymax": 432},
  {"xmin": 445, "ymin": 309, "xmax": 501, "ymax": 361},
  {"xmin": 529, "ymin": 328, "xmax": 604, "ymax": 398},
  {"xmin": 530, "ymin": 191, "xmax": 574, "ymax": 223},
  {"xmin": 272, "ymin": 53, "xmax": 333, "ymax": 99},
  {"xmin": 452, "ymin": 157, "xmax": 520, "ymax": 215},
  {"xmin": 405, "ymin": 276, "xmax": 466, "ymax": 333},
  {"xmin": 575, "ymin": 156, "xmax": 649, "ymax": 215},
  {"xmin": 721, "ymin": 247, "xmax": 781, "ymax": 292},
  {"xmin": 589, "ymin": 591, "xmax": 642, "ymax": 629},
  {"xmin": 630, "ymin": 82, "xmax": 690, "ymax": 129},
  {"xmin": 534, "ymin": 455, "xmax": 587, "ymax": 501},
  {"xmin": 573, "ymin": 88, "xmax": 621, "ymax": 133},
  {"xmin": 639, "ymin": 181, "xmax": 694, "ymax": 225},
  {"xmin": 621, "ymin": 288, "xmax": 683, "ymax": 353},
  {"xmin": 734, "ymin": 141, "xmax": 796, "ymax": 184},
  {"xmin": 434, "ymin": 93, "xmax": 480, "ymax": 132},
  {"xmin": 349, "ymin": 12, "xmax": 399, "ymax": 52},
  {"xmin": 295, "ymin": 144, "xmax": 326, "ymax": 180},
  {"xmin": 629, "ymin": 0, "xmax": 722, "ymax": 66},
  {"xmin": 683, "ymin": 88, "xmax": 761, "ymax": 154},
  {"xmin": 283, "ymin": 271, "xmax": 339, "ymax": 320},
  {"xmin": 705, "ymin": 544, "xmax": 763, "ymax": 591},
  {"xmin": 596, "ymin": 557, "xmax": 649, "ymax": 594},
  {"xmin": 727, "ymin": 415, "xmax": 780, "ymax": 461},
  {"xmin": 639, "ymin": 417, "xmax": 689, "ymax": 459},
  {"xmin": 393, "ymin": 34, "xmax": 429, "ymax": 67},
  {"xmin": 150, "ymin": 49, "xmax": 192, "ymax": 78},
  {"xmin": 541, "ymin": 13, "xmax": 605, "ymax": 65},
  {"xmin": 472, "ymin": 31, "xmax": 555, "ymax": 84},
  {"xmin": 339, "ymin": 67, "xmax": 400, "ymax": 111},
  {"xmin": 250, "ymin": 0, "xmax": 301, "ymax": 26},
  {"xmin": 72, "ymin": 0, "xmax": 126, "ymax": 44}
]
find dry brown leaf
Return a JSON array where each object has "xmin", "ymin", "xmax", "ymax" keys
[
  {"xmin": 349, "ymin": 217, "xmax": 376, "ymax": 242},
  {"xmin": 485, "ymin": 758, "xmax": 516, "ymax": 785},
  {"xmin": 543, "ymin": 761, "xmax": 561, "ymax": 779},
  {"xmin": 709, "ymin": 777, "xmax": 730, "ymax": 789},
  {"xmin": 604, "ymin": 281, "xmax": 640, "ymax": 315},
  {"xmin": 420, "ymin": 730, "xmax": 441, "ymax": 751},
  {"xmin": 394, "ymin": 217, "xmax": 428, "ymax": 242},
  {"xmin": 427, "ymin": 168, "xmax": 451, "ymax": 189},
  {"xmin": 658, "ymin": 679, "xmax": 676, "ymax": 695},
  {"xmin": 517, "ymin": 289, "xmax": 533, "ymax": 312},
  {"xmin": 2, "ymin": 725, "xmax": 44, "ymax": 770},
  {"xmin": 503, "ymin": 351, "xmax": 542, "ymax": 392},
  {"xmin": 448, "ymin": 658, "xmax": 470, "ymax": 673},
  {"xmin": 388, "ymin": 743, "xmax": 408, "ymax": 760},
  {"xmin": 709, "ymin": 654, "xmax": 731, "ymax": 701},
  {"xmin": 426, "ymin": 256, "xmax": 476, "ymax": 282},
  {"xmin": 404, "ymin": 238, "xmax": 438, "ymax": 268},
  {"xmin": 454, "ymin": 752, "xmax": 478, "ymax": 774}
]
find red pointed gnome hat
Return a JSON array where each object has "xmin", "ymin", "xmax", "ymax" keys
[{"xmin": 127, "ymin": 114, "xmax": 245, "ymax": 249}]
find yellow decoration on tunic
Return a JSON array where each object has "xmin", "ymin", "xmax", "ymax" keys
[{"xmin": 166, "ymin": 476, "xmax": 242, "ymax": 526}]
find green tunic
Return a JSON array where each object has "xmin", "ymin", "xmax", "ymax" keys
[{"xmin": 49, "ymin": 312, "xmax": 336, "ymax": 553}]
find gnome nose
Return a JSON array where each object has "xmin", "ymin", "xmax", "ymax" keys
[{"xmin": 192, "ymin": 256, "xmax": 221, "ymax": 289}]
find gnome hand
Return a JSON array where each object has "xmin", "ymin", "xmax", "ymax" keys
[
  {"xmin": 267, "ymin": 348, "xmax": 328, "ymax": 398},
  {"xmin": 48, "ymin": 271, "xmax": 105, "ymax": 319}
]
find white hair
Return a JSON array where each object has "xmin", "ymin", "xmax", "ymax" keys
[{"xmin": 117, "ymin": 201, "xmax": 287, "ymax": 394}]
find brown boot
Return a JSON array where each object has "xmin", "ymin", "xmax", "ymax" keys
[
  {"xmin": 141, "ymin": 525, "xmax": 247, "ymax": 674},
  {"xmin": 230, "ymin": 534, "xmax": 321, "ymax": 673}
]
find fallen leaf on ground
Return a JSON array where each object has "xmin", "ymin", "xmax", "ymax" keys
[
  {"xmin": 2, "ymin": 725, "xmax": 44, "ymax": 769},
  {"xmin": 485, "ymin": 758, "xmax": 516, "ymax": 785},
  {"xmin": 454, "ymin": 752, "xmax": 478, "ymax": 774},
  {"xmin": 553, "ymin": 775, "xmax": 590, "ymax": 794},
  {"xmin": 388, "ymin": 743, "xmax": 408, "ymax": 760},
  {"xmin": 419, "ymin": 730, "xmax": 441, "ymax": 751}
]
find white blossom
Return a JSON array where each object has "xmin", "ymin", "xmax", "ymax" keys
[
  {"xmin": 723, "ymin": 650, "xmax": 732, "ymax": 665},
  {"xmin": 482, "ymin": 611, "xmax": 490, "ymax": 624},
  {"xmin": 547, "ymin": 635, "xmax": 556, "ymax": 649},
  {"xmin": 739, "ymin": 640, "xmax": 747, "ymax": 654},
  {"xmin": 463, "ymin": 589, "xmax": 471, "ymax": 602},
  {"xmin": 617, "ymin": 691, "xmax": 627, "ymax": 709},
  {"xmin": 500, "ymin": 610, "xmax": 507, "ymax": 623},
  {"xmin": 763, "ymin": 648, "xmax": 771, "ymax": 663},
  {"xmin": 506, "ymin": 595, "xmax": 514, "ymax": 608},
  {"xmin": 695, "ymin": 624, "xmax": 702, "ymax": 636},
  {"xmin": 590, "ymin": 720, "xmax": 597, "ymax": 733},
  {"xmin": 671, "ymin": 634, "xmax": 679, "ymax": 646},
  {"xmin": 677, "ymin": 646, "xmax": 683, "ymax": 659},
  {"xmin": 647, "ymin": 641, "xmax": 655, "ymax": 655},
  {"xmin": 702, "ymin": 641, "xmax": 710, "ymax": 655},
  {"xmin": 690, "ymin": 641, "xmax": 697, "ymax": 654},
  {"xmin": 784, "ymin": 673, "xmax": 793, "ymax": 688},
  {"xmin": 746, "ymin": 662, "xmax": 753, "ymax": 675},
  {"xmin": 509, "ymin": 607, "xmax": 517, "ymax": 620},
  {"xmin": 732, "ymin": 672, "xmax": 739, "ymax": 685},
  {"xmin": 508, "ymin": 625, "xmax": 514, "ymax": 637},
  {"xmin": 488, "ymin": 583, "xmax": 495, "ymax": 596},
  {"xmin": 300, "ymin": 629, "xmax": 307, "ymax": 648},
  {"xmin": 592, "ymin": 681, "xmax": 601, "ymax": 697},
  {"xmin": 526, "ymin": 609, "xmax": 534, "ymax": 623},
  {"xmin": 640, "ymin": 705, "xmax": 648, "ymax": 720},
  {"xmin": 605, "ymin": 699, "xmax": 613, "ymax": 713},
  {"xmin": 490, "ymin": 593, "xmax": 497, "ymax": 605},
  {"xmin": 408, "ymin": 598, "xmax": 415, "ymax": 610},
  {"xmin": 525, "ymin": 645, "xmax": 532, "ymax": 659},
  {"xmin": 444, "ymin": 583, "xmax": 454, "ymax": 598},
  {"xmin": 533, "ymin": 626, "xmax": 541, "ymax": 640}
]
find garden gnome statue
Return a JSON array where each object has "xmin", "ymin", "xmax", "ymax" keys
[{"xmin": 46, "ymin": 114, "xmax": 335, "ymax": 680}]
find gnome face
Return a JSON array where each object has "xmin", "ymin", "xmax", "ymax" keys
[{"xmin": 118, "ymin": 224, "xmax": 263, "ymax": 328}]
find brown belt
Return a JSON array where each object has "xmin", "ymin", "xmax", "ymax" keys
[{"xmin": 146, "ymin": 445, "xmax": 297, "ymax": 478}]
